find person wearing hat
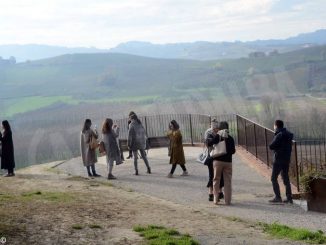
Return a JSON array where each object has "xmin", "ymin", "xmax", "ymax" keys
[
  {"xmin": 204, "ymin": 119, "xmax": 224, "ymax": 201},
  {"xmin": 207, "ymin": 121, "xmax": 235, "ymax": 205}
]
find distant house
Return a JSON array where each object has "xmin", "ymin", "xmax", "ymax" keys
[
  {"xmin": 249, "ymin": 51, "xmax": 266, "ymax": 58},
  {"xmin": 0, "ymin": 56, "xmax": 16, "ymax": 65},
  {"xmin": 268, "ymin": 49, "xmax": 279, "ymax": 56}
]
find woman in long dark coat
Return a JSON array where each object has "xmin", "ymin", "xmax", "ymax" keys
[
  {"xmin": 167, "ymin": 120, "xmax": 188, "ymax": 178},
  {"xmin": 0, "ymin": 120, "xmax": 15, "ymax": 177}
]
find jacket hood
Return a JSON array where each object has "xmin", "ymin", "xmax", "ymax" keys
[{"xmin": 276, "ymin": 128, "xmax": 293, "ymax": 141}]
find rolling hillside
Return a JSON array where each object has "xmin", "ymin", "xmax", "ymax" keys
[{"xmin": 0, "ymin": 45, "xmax": 325, "ymax": 117}]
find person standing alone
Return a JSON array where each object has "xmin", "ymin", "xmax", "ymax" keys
[
  {"xmin": 167, "ymin": 120, "xmax": 188, "ymax": 178},
  {"xmin": 0, "ymin": 120, "xmax": 15, "ymax": 177},
  {"xmin": 269, "ymin": 120, "xmax": 294, "ymax": 204}
]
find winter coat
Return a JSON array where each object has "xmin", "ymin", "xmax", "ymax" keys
[
  {"xmin": 167, "ymin": 129, "xmax": 186, "ymax": 165},
  {"xmin": 269, "ymin": 128, "xmax": 293, "ymax": 165},
  {"xmin": 0, "ymin": 130, "xmax": 15, "ymax": 170},
  {"xmin": 102, "ymin": 128, "xmax": 121, "ymax": 163},
  {"xmin": 128, "ymin": 119, "xmax": 147, "ymax": 151},
  {"xmin": 80, "ymin": 129, "xmax": 98, "ymax": 166},
  {"xmin": 207, "ymin": 129, "xmax": 236, "ymax": 163}
]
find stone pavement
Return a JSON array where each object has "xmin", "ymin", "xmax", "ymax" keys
[{"xmin": 57, "ymin": 147, "xmax": 326, "ymax": 233}]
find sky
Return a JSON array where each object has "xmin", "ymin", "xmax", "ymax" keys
[{"xmin": 0, "ymin": 0, "xmax": 325, "ymax": 48}]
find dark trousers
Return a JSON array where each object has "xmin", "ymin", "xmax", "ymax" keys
[
  {"xmin": 271, "ymin": 162, "xmax": 292, "ymax": 200},
  {"xmin": 207, "ymin": 161, "xmax": 224, "ymax": 189},
  {"xmin": 86, "ymin": 164, "xmax": 96, "ymax": 175},
  {"xmin": 170, "ymin": 164, "xmax": 186, "ymax": 174},
  {"xmin": 8, "ymin": 168, "xmax": 14, "ymax": 174}
]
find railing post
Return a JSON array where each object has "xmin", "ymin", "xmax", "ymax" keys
[
  {"xmin": 244, "ymin": 120, "xmax": 248, "ymax": 151},
  {"xmin": 264, "ymin": 129, "xmax": 269, "ymax": 167},
  {"xmin": 294, "ymin": 141, "xmax": 300, "ymax": 192},
  {"xmin": 144, "ymin": 116, "xmax": 148, "ymax": 136},
  {"xmin": 236, "ymin": 115, "xmax": 239, "ymax": 146},
  {"xmin": 189, "ymin": 114, "xmax": 194, "ymax": 146},
  {"xmin": 254, "ymin": 124, "xmax": 258, "ymax": 158}
]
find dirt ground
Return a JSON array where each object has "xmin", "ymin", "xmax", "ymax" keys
[{"xmin": 0, "ymin": 162, "xmax": 303, "ymax": 245}]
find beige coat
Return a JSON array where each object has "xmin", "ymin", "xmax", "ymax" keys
[{"xmin": 80, "ymin": 129, "xmax": 98, "ymax": 166}]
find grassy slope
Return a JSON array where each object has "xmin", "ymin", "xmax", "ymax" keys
[{"xmin": 0, "ymin": 45, "xmax": 325, "ymax": 117}]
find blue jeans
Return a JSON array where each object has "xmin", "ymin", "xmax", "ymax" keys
[{"xmin": 271, "ymin": 162, "xmax": 292, "ymax": 200}]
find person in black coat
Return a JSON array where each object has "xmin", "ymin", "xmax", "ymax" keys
[
  {"xmin": 269, "ymin": 120, "xmax": 294, "ymax": 204},
  {"xmin": 0, "ymin": 120, "xmax": 15, "ymax": 177}
]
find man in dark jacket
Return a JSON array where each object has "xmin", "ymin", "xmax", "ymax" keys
[{"xmin": 269, "ymin": 120, "xmax": 294, "ymax": 204}]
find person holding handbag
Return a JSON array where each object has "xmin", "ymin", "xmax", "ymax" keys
[
  {"xmin": 102, "ymin": 118, "xmax": 122, "ymax": 180},
  {"xmin": 207, "ymin": 121, "xmax": 235, "ymax": 205},
  {"xmin": 204, "ymin": 120, "xmax": 224, "ymax": 202},
  {"xmin": 80, "ymin": 119, "xmax": 100, "ymax": 177}
]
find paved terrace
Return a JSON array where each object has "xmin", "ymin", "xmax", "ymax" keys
[{"xmin": 57, "ymin": 147, "xmax": 326, "ymax": 233}]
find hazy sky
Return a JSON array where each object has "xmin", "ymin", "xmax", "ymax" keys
[{"xmin": 0, "ymin": 0, "xmax": 325, "ymax": 48}]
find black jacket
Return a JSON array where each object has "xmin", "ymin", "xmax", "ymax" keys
[
  {"xmin": 207, "ymin": 133, "xmax": 236, "ymax": 163},
  {"xmin": 0, "ymin": 130, "xmax": 15, "ymax": 170},
  {"xmin": 269, "ymin": 128, "xmax": 293, "ymax": 164}
]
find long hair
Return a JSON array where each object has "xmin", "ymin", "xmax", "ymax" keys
[
  {"xmin": 102, "ymin": 118, "xmax": 113, "ymax": 134},
  {"xmin": 170, "ymin": 120, "xmax": 180, "ymax": 130},
  {"xmin": 2, "ymin": 120, "xmax": 12, "ymax": 135},
  {"xmin": 82, "ymin": 119, "xmax": 91, "ymax": 133}
]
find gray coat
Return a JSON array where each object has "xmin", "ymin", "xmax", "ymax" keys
[
  {"xmin": 102, "ymin": 128, "xmax": 121, "ymax": 163},
  {"xmin": 80, "ymin": 129, "xmax": 98, "ymax": 166},
  {"xmin": 128, "ymin": 120, "xmax": 147, "ymax": 151}
]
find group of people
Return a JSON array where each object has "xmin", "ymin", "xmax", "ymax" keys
[
  {"xmin": 80, "ymin": 111, "xmax": 189, "ymax": 180},
  {"xmin": 80, "ymin": 113, "xmax": 294, "ymax": 206},
  {"xmin": 1, "ymin": 113, "xmax": 293, "ymax": 206}
]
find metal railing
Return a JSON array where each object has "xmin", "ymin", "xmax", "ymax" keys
[
  {"xmin": 236, "ymin": 114, "xmax": 300, "ymax": 191},
  {"xmin": 114, "ymin": 113, "xmax": 237, "ymax": 145}
]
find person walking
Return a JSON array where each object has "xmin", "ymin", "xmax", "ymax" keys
[
  {"xmin": 80, "ymin": 119, "xmax": 100, "ymax": 177},
  {"xmin": 127, "ymin": 113, "xmax": 151, "ymax": 175},
  {"xmin": 167, "ymin": 120, "xmax": 188, "ymax": 178},
  {"xmin": 102, "ymin": 118, "xmax": 122, "ymax": 180},
  {"xmin": 207, "ymin": 121, "xmax": 235, "ymax": 205},
  {"xmin": 204, "ymin": 119, "xmax": 224, "ymax": 202},
  {"xmin": 269, "ymin": 120, "xmax": 294, "ymax": 204},
  {"xmin": 0, "ymin": 120, "xmax": 15, "ymax": 177},
  {"xmin": 126, "ymin": 118, "xmax": 133, "ymax": 159}
]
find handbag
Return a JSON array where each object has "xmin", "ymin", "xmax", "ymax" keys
[
  {"xmin": 211, "ymin": 136, "xmax": 227, "ymax": 158},
  {"xmin": 90, "ymin": 135, "xmax": 99, "ymax": 150},
  {"xmin": 98, "ymin": 141, "xmax": 106, "ymax": 156},
  {"xmin": 196, "ymin": 148, "xmax": 211, "ymax": 165}
]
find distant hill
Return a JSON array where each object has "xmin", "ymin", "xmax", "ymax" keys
[
  {"xmin": 0, "ymin": 30, "xmax": 326, "ymax": 62},
  {"xmin": 0, "ymin": 44, "xmax": 108, "ymax": 62},
  {"xmin": 0, "ymin": 45, "xmax": 325, "ymax": 117},
  {"xmin": 110, "ymin": 29, "xmax": 326, "ymax": 60}
]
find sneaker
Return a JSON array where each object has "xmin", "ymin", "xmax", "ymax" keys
[
  {"xmin": 167, "ymin": 173, "xmax": 173, "ymax": 178},
  {"xmin": 208, "ymin": 194, "xmax": 214, "ymax": 202},
  {"xmin": 218, "ymin": 192, "xmax": 224, "ymax": 200},
  {"xmin": 180, "ymin": 171, "xmax": 188, "ymax": 176},
  {"xmin": 283, "ymin": 199, "xmax": 293, "ymax": 204},
  {"xmin": 93, "ymin": 173, "xmax": 101, "ymax": 177},
  {"xmin": 268, "ymin": 197, "xmax": 282, "ymax": 203},
  {"xmin": 108, "ymin": 174, "xmax": 116, "ymax": 180},
  {"xmin": 88, "ymin": 173, "xmax": 93, "ymax": 177}
]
